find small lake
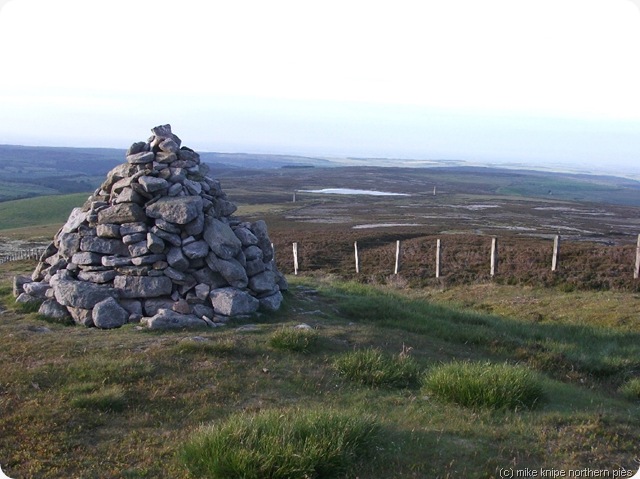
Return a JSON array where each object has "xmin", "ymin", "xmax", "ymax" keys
[{"xmin": 301, "ymin": 188, "xmax": 409, "ymax": 196}]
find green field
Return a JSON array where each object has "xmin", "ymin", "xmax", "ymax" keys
[{"xmin": 0, "ymin": 193, "xmax": 88, "ymax": 231}]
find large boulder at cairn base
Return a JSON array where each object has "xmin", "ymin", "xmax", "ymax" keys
[
  {"xmin": 92, "ymin": 297, "xmax": 128, "ymax": 329},
  {"xmin": 16, "ymin": 124, "xmax": 287, "ymax": 329},
  {"xmin": 53, "ymin": 280, "xmax": 118, "ymax": 310},
  {"xmin": 209, "ymin": 287, "xmax": 260, "ymax": 316}
]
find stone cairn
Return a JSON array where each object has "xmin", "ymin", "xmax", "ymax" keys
[{"xmin": 13, "ymin": 125, "xmax": 287, "ymax": 329}]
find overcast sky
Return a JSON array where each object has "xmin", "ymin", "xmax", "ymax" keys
[{"xmin": 1, "ymin": 0, "xmax": 639, "ymax": 174}]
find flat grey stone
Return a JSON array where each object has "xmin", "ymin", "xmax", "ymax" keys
[
  {"xmin": 206, "ymin": 254, "xmax": 248, "ymax": 289},
  {"xmin": 234, "ymin": 227, "xmax": 259, "ymax": 246},
  {"xmin": 150, "ymin": 226, "xmax": 182, "ymax": 246},
  {"xmin": 38, "ymin": 299, "xmax": 71, "ymax": 321},
  {"xmin": 138, "ymin": 176, "xmax": 169, "ymax": 193},
  {"xmin": 77, "ymin": 270, "xmax": 118, "ymax": 283},
  {"xmin": 71, "ymin": 252, "xmax": 103, "ymax": 266},
  {"xmin": 203, "ymin": 217, "xmax": 242, "ymax": 260},
  {"xmin": 80, "ymin": 237, "xmax": 128, "ymax": 256},
  {"xmin": 145, "ymin": 309, "xmax": 207, "ymax": 330},
  {"xmin": 145, "ymin": 196, "xmax": 203, "ymax": 225},
  {"xmin": 98, "ymin": 203, "xmax": 146, "ymax": 225},
  {"xmin": 102, "ymin": 256, "xmax": 133, "ymax": 267},
  {"xmin": 16, "ymin": 292, "xmax": 41, "ymax": 305},
  {"xmin": 131, "ymin": 254, "xmax": 166, "ymax": 266},
  {"xmin": 126, "ymin": 151, "xmax": 155, "ymax": 164},
  {"xmin": 68, "ymin": 306, "xmax": 94, "ymax": 327},
  {"xmin": 96, "ymin": 224, "xmax": 121, "ymax": 239},
  {"xmin": 123, "ymin": 233, "xmax": 147, "ymax": 245},
  {"xmin": 167, "ymin": 246, "xmax": 189, "ymax": 271},
  {"xmin": 182, "ymin": 240, "xmax": 209, "ymax": 259},
  {"xmin": 53, "ymin": 280, "xmax": 118, "ymax": 309},
  {"xmin": 249, "ymin": 270, "xmax": 277, "ymax": 294},
  {"xmin": 119, "ymin": 222, "xmax": 147, "ymax": 235},
  {"xmin": 12, "ymin": 275, "xmax": 30, "ymax": 297},
  {"xmin": 114, "ymin": 275, "xmax": 173, "ymax": 298},
  {"xmin": 61, "ymin": 207, "xmax": 88, "ymax": 234},
  {"xmin": 23, "ymin": 281, "xmax": 50, "ymax": 299},
  {"xmin": 144, "ymin": 298, "xmax": 175, "ymax": 316},
  {"xmin": 259, "ymin": 291, "xmax": 284, "ymax": 312},
  {"xmin": 147, "ymin": 233, "xmax": 165, "ymax": 253},
  {"xmin": 209, "ymin": 287, "xmax": 259, "ymax": 316}
]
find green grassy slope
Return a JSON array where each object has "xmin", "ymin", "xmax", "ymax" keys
[
  {"xmin": 0, "ymin": 271, "xmax": 638, "ymax": 478},
  {"xmin": 0, "ymin": 193, "xmax": 88, "ymax": 230}
]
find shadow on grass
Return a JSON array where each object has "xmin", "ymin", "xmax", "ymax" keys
[{"xmin": 323, "ymin": 281, "xmax": 640, "ymax": 382}]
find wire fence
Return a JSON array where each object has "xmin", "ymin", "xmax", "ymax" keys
[
  {"xmin": 272, "ymin": 233, "xmax": 640, "ymax": 291},
  {"xmin": 0, "ymin": 248, "xmax": 45, "ymax": 265}
]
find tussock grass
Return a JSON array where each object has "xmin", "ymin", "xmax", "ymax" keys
[
  {"xmin": 269, "ymin": 326, "xmax": 319, "ymax": 353},
  {"xmin": 422, "ymin": 361, "xmax": 545, "ymax": 410},
  {"xmin": 619, "ymin": 378, "xmax": 640, "ymax": 401},
  {"xmin": 333, "ymin": 348, "xmax": 422, "ymax": 388},
  {"xmin": 324, "ymin": 281, "xmax": 640, "ymax": 381},
  {"xmin": 14, "ymin": 300, "xmax": 41, "ymax": 314},
  {"xmin": 181, "ymin": 409, "xmax": 382, "ymax": 479}
]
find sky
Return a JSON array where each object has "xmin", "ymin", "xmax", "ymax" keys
[{"xmin": 1, "ymin": 0, "xmax": 639, "ymax": 174}]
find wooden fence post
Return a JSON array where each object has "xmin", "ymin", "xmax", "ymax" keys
[
  {"xmin": 394, "ymin": 240, "xmax": 401, "ymax": 275},
  {"xmin": 435, "ymin": 239, "xmax": 441, "ymax": 278},
  {"xmin": 490, "ymin": 237, "xmax": 498, "ymax": 277},
  {"xmin": 634, "ymin": 234, "xmax": 640, "ymax": 279},
  {"xmin": 292, "ymin": 242, "xmax": 299, "ymax": 275},
  {"xmin": 552, "ymin": 235, "xmax": 560, "ymax": 272},
  {"xmin": 354, "ymin": 241, "xmax": 360, "ymax": 274}
]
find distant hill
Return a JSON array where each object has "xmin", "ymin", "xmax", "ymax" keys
[
  {"xmin": 0, "ymin": 145, "xmax": 335, "ymax": 202},
  {"xmin": 2, "ymin": 144, "xmax": 640, "ymax": 207},
  {"xmin": 0, "ymin": 145, "xmax": 122, "ymax": 201}
]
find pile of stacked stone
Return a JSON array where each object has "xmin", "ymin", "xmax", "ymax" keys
[{"xmin": 13, "ymin": 125, "xmax": 287, "ymax": 329}]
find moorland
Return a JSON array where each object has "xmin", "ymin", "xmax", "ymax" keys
[{"xmin": 0, "ymin": 145, "xmax": 639, "ymax": 478}]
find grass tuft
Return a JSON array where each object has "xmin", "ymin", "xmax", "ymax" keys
[
  {"xmin": 269, "ymin": 326, "xmax": 319, "ymax": 353},
  {"xmin": 422, "ymin": 360, "xmax": 545, "ymax": 410},
  {"xmin": 181, "ymin": 409, "xmax": 382, "ymax": 479},
  {"xmin": 619, "ymin": 378, "xmax": 640, "ymax": 401},
  {"xmin": 333, "ymin": 348, "xmax": 422, "ymax": 388},
  {"xmin": 172, "ymin": 338, "xmax": 236, "ymax": 356},
  {"xmin": 70, "ymin": 385, "xmax": 127, "ymax": 412}
]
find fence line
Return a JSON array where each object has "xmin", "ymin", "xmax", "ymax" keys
[
  {"xmin": 490, "ymin": 237, "xmax": 498, "ymax": 277},
  {"xmin": 0, "ymin": 248, "xmax": 45, "ymax": 265},
  {"xmin": 285, "ymin": 235, "xmax": 640, "ymax": 281},
  {"xmin": 634, "ymin": 234, "xmax": 640, "ymax": 279}
]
